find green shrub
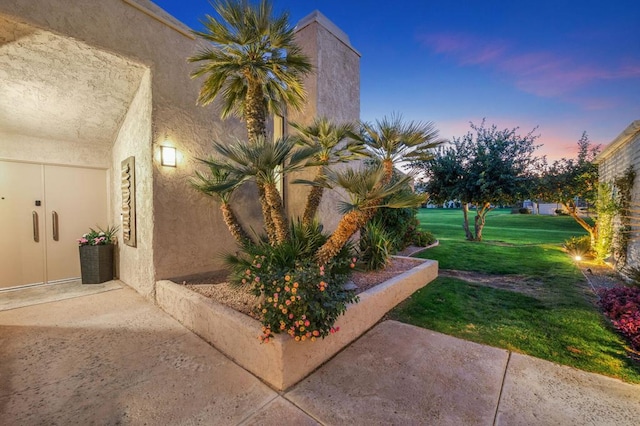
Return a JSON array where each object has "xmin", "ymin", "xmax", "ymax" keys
[
  {"xmin": 414, "ymin": 230, "xmax": 436, "ymax": 247},
  {"xmin": 563, "ymin": 235, "xmax": 593, "ymax": 259},
  {"xmin": 519, "ymin": 207, "xmax": 531, "ymax": 214},
  {"xmin": 225, "ymin": 221, "xmax": 358, "ymax": 342},
  {"xmin": 359, "ymin": 219, "xmax": 392, "ymax": 271},
  {"xmin": 371, "ymin": 205, "xmax": 418, "ymax": 252}
]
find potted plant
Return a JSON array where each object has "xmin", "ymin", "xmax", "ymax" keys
[{"xmin": 77, "ymin": 226, "xmax": 118, "ymax": 284}]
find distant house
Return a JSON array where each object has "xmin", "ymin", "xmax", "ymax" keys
[{"xmin": 595, "ymin": 120, "xmax": 640, "ymax": 268}]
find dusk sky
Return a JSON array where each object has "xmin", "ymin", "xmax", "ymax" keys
[{"xmin": 152, "ymin": 0, "xmax": 640, "ymax": 161}]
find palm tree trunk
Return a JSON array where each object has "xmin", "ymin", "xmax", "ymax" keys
[
  {"xmin": 302, "ymin": 184, "xmax": 325, "ymax": 227},
  {"xmin": 316, "ymin": 208, "xmax": 370, "ymax": 265},
  {"xmin": 263, "ymin": 182, "xmax": 289, "ymax": 244},
  {"xmin": 245, "ymin": 79, "xmax": 267, "ymax": 144},
  {"xmin": 382, "ymin": 159, "xmax": 394, "ymax": 186},
  {"xmin": 257, "ymin": 183, "xmax": 278, "ymax": 245},
  {"xmin": 220, "ymin": 202, "xmax": 252, "ymax": 245}
]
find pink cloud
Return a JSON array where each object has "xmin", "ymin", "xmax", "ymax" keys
[
  {"xmin": 418, "ymin": 31, "xmax": 640, "ymax": 105},
  {"xmin": 420, "ymin": 33, "xmax": 508, "ymax": 66}
]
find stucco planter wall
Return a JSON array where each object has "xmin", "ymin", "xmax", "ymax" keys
[{"xmin": 156, "ymin": 256, "xmax": 438, "ymax": 390}]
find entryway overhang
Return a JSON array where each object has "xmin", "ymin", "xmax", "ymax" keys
[{"xmin": 0, "ymin": 14, "xmax": 146, "ymax": 164}]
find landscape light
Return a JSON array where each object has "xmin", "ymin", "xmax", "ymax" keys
[{"xmin": 161, "ymin": 146, "xmax": 177, "ymax": 167}]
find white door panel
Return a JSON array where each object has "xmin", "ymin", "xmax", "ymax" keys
[
  {"xmin": 0, "ymin": 161, "xmax": 108, "ymax": 288},
  {"xmin": 0, "ymin": 161, "xmax": 46, "ymax": 288}
]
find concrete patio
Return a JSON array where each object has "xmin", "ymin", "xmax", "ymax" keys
[{"xmin": 1, "ymin": 283, "xmax": 639, "ymax": 425}]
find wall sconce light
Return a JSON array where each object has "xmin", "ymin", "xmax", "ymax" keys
[{"xmin": 161, "ymin": 146, "xmax": 177, "ymax": 167}]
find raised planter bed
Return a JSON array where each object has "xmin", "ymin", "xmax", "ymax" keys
[{"xmin": 156, "ymin": 256, "xmax": 438, "ymax": 390}]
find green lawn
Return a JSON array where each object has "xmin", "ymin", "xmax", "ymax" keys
[{"xmin": 390, "ymin": 208, "xmax": 640, "ymax": 383}]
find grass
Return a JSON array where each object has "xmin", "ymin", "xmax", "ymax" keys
[{"xmin": 390, "ymin": 208, "xmax": 640, "ymax": 383}]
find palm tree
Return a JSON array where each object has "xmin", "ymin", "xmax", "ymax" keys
[
  {"xmin": 357, "ymin": 114, "xmax": 443, "ymax": 184},
  {"xmin": 189, "ymin": 0, "xmax": 313, "ymax": 143},
  {"xmin": 191, "ymin": 167, "xmax": 253, "ymax": 245},
  {"xmin": 289, "ymin": 117, "xmax": 366, "ymax": 226},
  {"xmin": 202, "ymin": 136, "xmax": 318, "ymax": 245},
  {"xmin": 314, "ymin": 164, "xmax": 427, "ymax": 265}
]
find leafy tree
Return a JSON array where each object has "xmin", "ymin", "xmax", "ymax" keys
[
  {"xmin": 535, "ymin": 132, "xmax": 600, "ymax": 245},
  {"xmin": 416, "ymin": 121, "xmax": 540, "ymax": 241}
]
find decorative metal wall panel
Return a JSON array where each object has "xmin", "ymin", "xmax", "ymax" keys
[{"xmin": 121, "ymin": 156, "xmax": 136, "ymax": 247}]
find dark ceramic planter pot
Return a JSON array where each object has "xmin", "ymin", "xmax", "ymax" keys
[{"xmin": 79, "ymin": 244, "xmax": 114, "ymax": 284}]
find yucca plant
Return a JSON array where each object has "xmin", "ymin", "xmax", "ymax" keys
[
  {"xmin": 197, "ymin": 136, "xmax": 318, "ymax": 245},
  {"xmin": 189, "ymin": 0, "xmax": 312, "ymax": 143},
  {"xmin": 313, "ymin": 164, "xmax": 427, "ymax": 265},
  {"xmin": 290, "ymin": 117, "xmax": 366, "ymax": 226},
  {"xmin": 191, "ymin": 166, "xmax": 252, "ymax": 245},
  {"xmin": 359, "ymin": 219, "xmax": 392, "ymax": 271},
  {"xmin": 356, "ymin": 113, "xmax": 443, "ymax": 185}
]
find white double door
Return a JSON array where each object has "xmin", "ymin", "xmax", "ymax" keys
[{"xmin": 0, "ymin": 161, "xmax": 109, "ymax": 289}]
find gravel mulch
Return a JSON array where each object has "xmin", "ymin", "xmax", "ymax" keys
[{"xmin": 183, "ymin": 257, "xmax": 425, "ymax": 317}]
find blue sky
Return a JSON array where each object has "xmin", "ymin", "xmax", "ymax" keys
[{"xmin": 152, "ymin": 0, "xmax": 640, "ymax": 161}]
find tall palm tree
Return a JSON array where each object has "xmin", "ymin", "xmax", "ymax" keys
[
  {"xmin": 314, "ymin": 164, "xmax": 427, "ymax": 265},
  {"xmin": 202, "ymin": 136, "xmax": 318, "ymax": 245},
  {"xmin": 191, "ymin": 167, "xmax": 253, "ymax": 245},
  {"xmin": 289, "ymin": 117, "xmax": 366, "ymax": 226},
  {"xmin": 357, "ymin": 114, "xmax": 443, "ymax": 184},
  {"xmin": 189, "ymin": 0, "xmax": 313, "ymax": 143}
]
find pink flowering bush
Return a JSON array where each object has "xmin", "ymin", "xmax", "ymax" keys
[
  {"xmin": 227, "ymin": 222, "xmax": 358, "ymax": 343},
  {"xmin": 598, "ymin": 286, "xmax": 640, "ymax": 350},
  {"xmin": 77, "ymin": 225, "xmax": 118, "ymax": 246}
]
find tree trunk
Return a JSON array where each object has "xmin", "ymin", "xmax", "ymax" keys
[
  {"xmin": 257, "ymin": 183, "xmax": 278, "ymax": 245},
  {"xmin": 561, "ymin": 201, "xmax": 597, "ymax": 248},
  {"xmin": 245, "ymin": 79, "xmax": 267, "ymax": 144},
  {"xmin": 382, "ymin": 159, "xmax": 394, "ymax": 186},
  {"xmin": 474, "ymin": 202, "xmax": 492, "ymax": 241},
  {"xmin": 316, "ymin": 209, "xmax": 369, "ymax": 265},
  {"xmin": 263, "ymin": 181, "xmax": 289, "ymax": 244},
  {"xmin": 302, "ymin": 184, "xmax": 325, "ymax": 227},
  {"xmin": 462, "ymin": 203, "xmax": 474, "ymax": 240},
  {"xmin": 220, "ymin": 202, "xmax": 252, "ymax": 245}
]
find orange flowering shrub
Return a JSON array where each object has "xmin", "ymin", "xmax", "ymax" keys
[
  {"xmin": 228, "ymin": 222, "xmax": 358, "ymax": 342},
  {"xmin": 245, "ymin": 255, "xmax": 357, "ymax": 343}
]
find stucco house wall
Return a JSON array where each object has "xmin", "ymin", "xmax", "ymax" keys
[
  {"xmin": 595, "ymin": 120, "xmax": 640, "ymax": 268},
  {"xmin": 0, "ymin": 0, "xmax": 257, "ymax": 296},
  {"xmin": 287, "ymin": 11, "xmax": 361, "ymax": 232},
  {"xmin": 1, "ymin": 1, "xmax": 361, "ymax": 297}
]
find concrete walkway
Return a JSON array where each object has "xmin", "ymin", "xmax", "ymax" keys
[{"xmin": 1, "ymin": 284, "xmax": 639, "ymax": 425}]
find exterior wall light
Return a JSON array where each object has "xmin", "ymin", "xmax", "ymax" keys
[{"xmin": 161, "ymin": 146, "xmax": 177, "ymax": 167}]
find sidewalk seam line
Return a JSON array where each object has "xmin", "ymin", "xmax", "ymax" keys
[{"xmin": 493, "ymin": 350, "xmax": 511, "ymax": 426}]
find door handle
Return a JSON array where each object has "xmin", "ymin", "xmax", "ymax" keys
[
  {"xmin": 52, "ymin": 211, "xmax": 59, "ymax": 241},
  {"xmin": 32, "ymin": 211, "xmax": 39, "ymax": 242}
]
